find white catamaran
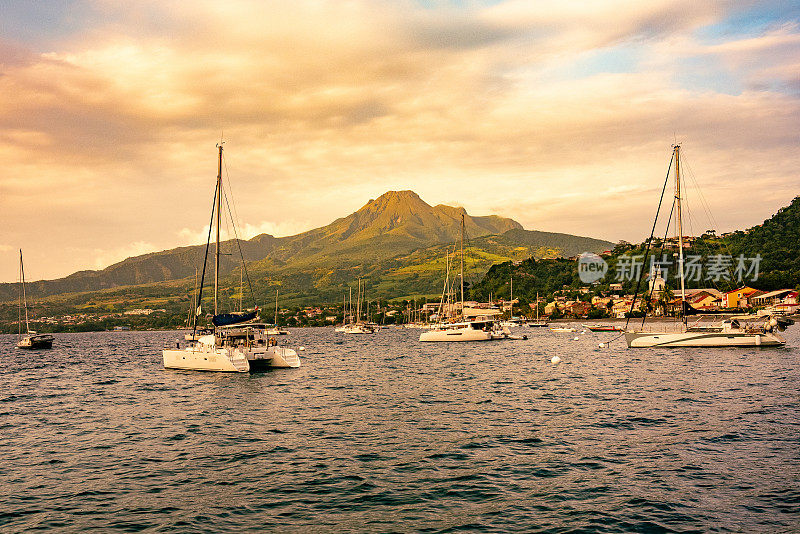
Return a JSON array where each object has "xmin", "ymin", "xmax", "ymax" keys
[
  {"xmin": 624, "ymin": 145, "xmax": 793, "ymax": 348},
  {"xmin": 163, "ymin": 144, "xmax": 300, "ymax": 371},
  {"xmin": 15, "ymin": 250, "xmax": 54, "ymax": 350}
]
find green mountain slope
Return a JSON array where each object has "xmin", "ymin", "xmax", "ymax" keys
[
  {"xmin": 725, "ymin": 196, "xmax": 800, "ymax": 290},
  {"xmin": 0, "ymin": 190, "xmax": 613, "ymax": 313},
  {"xmin": 0, "ymin": 191, "xmax": 521, "ymax": 301}
]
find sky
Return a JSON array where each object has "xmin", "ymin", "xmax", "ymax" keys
[{"xmin": 1, "ymin": 0, "xmax": 798, "ymax": 282}]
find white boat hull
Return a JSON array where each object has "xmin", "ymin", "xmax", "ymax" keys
[
  {"xmin": 262, "ymin": 346, "xmax": 301, "ymax": 369},
  {"xmin": 420, "ymin": 326, "xmax": 493, "ymax": 342},
  {"xmin": 164, "ymin": 333, "xmax": 301, "ymax": 372},
  {"xmin": 163, "ymin": 345, "xmax": 248, "ymax": 372},
  {"xmin": 341, "ymin": 324, "xmax": 375, "ymax": 334},
  {"xmin": 625, "ymin": 331, "xmax": 786, "ymax": 348}
]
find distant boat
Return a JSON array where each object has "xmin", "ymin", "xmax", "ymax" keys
[
  {"xmin": 582, "ymin": 324, "xmax": 623, "ymax": 332},
  {"xmin": 550, "ymin": 326, "xmax": 576, "ymax": 333},
  {"xmin": 266, "ymin": 288, "xmax": 289, "ymax": 335},
  {"xmin": 527, "ymin": 292, "xmax": 549, "ymax": 327},
  {"xmin": 15, "ymin": 250, "xmax": 53, "ymax": 350},
  {"xmin": 498, "ymin": 276, "xmax": 523, "ymax": 328},
  {"xmin": 527, "ymin": 321, "xmax": 549, "ymax": 328},
  {"xmin": 339, "ymin": 279, "xmax": 375, "ymax": 334},
  {"xmin": 624, "ymin": 144, "xmax": 793, "ymax": 348},
  {"xmin": 342, "ymin": 323, "xmax": 375, "ymax": 334},
  {"xmin": 162, "ymin": 144, "xmax": 300, "ymax": 372}
]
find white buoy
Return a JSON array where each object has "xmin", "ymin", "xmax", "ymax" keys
[
  {"xmin": 573, "ymin": 336, "xmax": 579, "ymax": 341},
  {"xmin": 598, "ymin": 343, "xmax": 605, "ymax": 348},
  {"xmin": 551, "ymin": 355, "xmax": 561, "ymax": 364},
  {"xmin": 299, "ymin": 346, "xmax": 306, "ymax": 351}
]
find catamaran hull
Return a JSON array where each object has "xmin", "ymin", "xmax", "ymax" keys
[
  {"xmin": 625, "ymin": 331, "xmax": 786, "ymax": 348},
  {"xmin": 163, "ymin": 347, "xmax": 248, "ymax": 372},
  {"xmin": 163, "ymin": 344, "xmax": 300, "ymax": 372},
  {"xmin": 16, "ymin": 335, "xmax": 54, "ymax": 350},
  {"xmin": 253, "ymin": 347, "xmax": 301, "ymax": 369}
]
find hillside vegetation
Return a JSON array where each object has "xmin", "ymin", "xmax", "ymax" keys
[{"xmin": 473, "ymin": 196, "xmax": 800, "ymax": 305}]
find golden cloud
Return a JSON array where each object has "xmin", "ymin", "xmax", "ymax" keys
[{"xmin": 0, "ymin": 0, "xmax": 798, "ymax": 281}]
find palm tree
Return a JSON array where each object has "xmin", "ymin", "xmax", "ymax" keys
[
  {"xmin": 657, "ymin": 286, "xmax": 675, "ymax": 316},
  {"xmin": 639, "ymin": 291, "xmax": 654, "ymax": 315}
]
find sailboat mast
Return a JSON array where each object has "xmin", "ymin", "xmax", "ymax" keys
[
  {"xmin": 674, "ymin": 145, "xmax": 686, "ymax": 322},
  {"xmin": 214, "ymin": 143, "xmax": 223, "ymax": 316},
  {"xmin": 357, "ymin": 279, "xmax": 362, "ymax": 323},
  {"xmin": 20, "ymin": 250, "xmax": 29, "ymax": 334},
  {"xmin": 189, "ymin": 267, "xmax": 198, "ymax": 326},
  {"xmin": 275, "ymin": 288, "xmax": 279, "ymax": 325},
  {"xmin": 460, "ymin": 213, "xmax": 465, "ymax": 317},
  {"xmin": 510, "ymin": 275, "xmax": 513, "ymax": 317},
  {"xmin": 238, "ymin": 268, "xmax": 243, "ymax": 312}
]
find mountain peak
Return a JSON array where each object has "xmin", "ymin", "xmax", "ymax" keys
[{"xmin": 364, "ymin": 190, "xmax": 428, "ymax": 211}]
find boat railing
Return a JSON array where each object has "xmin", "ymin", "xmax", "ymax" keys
[{"xmin": 634, "ymin": 322, "xmax": 690, "ymax": 333}]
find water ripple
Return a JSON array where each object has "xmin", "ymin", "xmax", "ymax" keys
[{"xmin": 1, "ymin": 328, "xmax": 799, "ymax": 532}]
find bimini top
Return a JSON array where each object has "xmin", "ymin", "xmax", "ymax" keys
[{"xmin": 212, "ymin": 311, "xmax": 258, "ymax": 327}]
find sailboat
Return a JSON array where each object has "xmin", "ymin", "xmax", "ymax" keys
[
  {"xmin": 163, "ymin": 144, "xmax": 300, "ymax": 371},
  {"xmin": 266, "ymin": 289, "xmax": 289, "ymax": 335},
  {"xmin": 15, "ymin": 250, "xmax": 54, "ymax": 350},
  {"xmin": 624, "ymin": 145, "xmax": 793, "ymax": 348},
  {"xmin": 500, "ymin": 276, "xmax": 525, "ymax": 328},
  {"xmin": 527, "ymin": 292, "xmax": 548, "ymax": 327},
  {"xmin": 420, "ymin": 214, "xmax": 498, "ymax": 342},
  {"xmin": 341, "ymin": 278, "xmax": 375, "ymax": 334},
  {"xmin": 335, "ymin": 291, "xmax": 350, "ymax": 332}
]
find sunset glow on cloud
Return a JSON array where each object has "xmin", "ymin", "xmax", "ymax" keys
[{"xmin": 1, "ymin": 0, "xmax": 798, "ymax": 281}]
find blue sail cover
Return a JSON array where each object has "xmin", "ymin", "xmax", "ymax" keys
[{"xmin": 212, "ymin": 311, "xmax": 257, "ymax": 327}]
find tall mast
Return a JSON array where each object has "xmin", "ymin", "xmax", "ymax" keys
[
  {"xmin": 510, "ymin": 275, "xmax": 513, "ymax": 317},
  {"xmin": 438, "ymin": 248, "xmax": 449, "ymax": 321},
  {"xmin": 214, "ymin": 143, "xmax": 223, "ymax": 316},
  {"xmin": 349, "ymin": 286, "xmax": 352, "ymax": 325},
  {"xmin": 189, "ymin": 267, "xmax": 198, "ymax": 326},
  {"xmin": 19, "ymin": 250, "xmax": 29, "ymax": 334},
  {"xmin": 238, "ymin": 268, "xmax": 243, "ymax": 312},
  {"xmin": 275, "ymin": 288, "xmax": 279, "ymax": 325},
  {"xmin": 460, "ymin": 213, "xmax": 465, "ymax": 317},
  {"xmin": 674, "ymin": 144, "xmax": 686, "ymax": 323},
  {"xmin": 357, "ymin": 278, "xmax": 362, "ymax": 323}
]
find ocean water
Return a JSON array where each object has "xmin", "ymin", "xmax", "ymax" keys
[{"xmin": 1, "ymin": 326, "xmax": 799, "ymax": 532}]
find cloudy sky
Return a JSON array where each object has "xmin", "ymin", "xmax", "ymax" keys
[{"xmin": 1, "ymin": 0, "xmax": 798, "ymax": 282}]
